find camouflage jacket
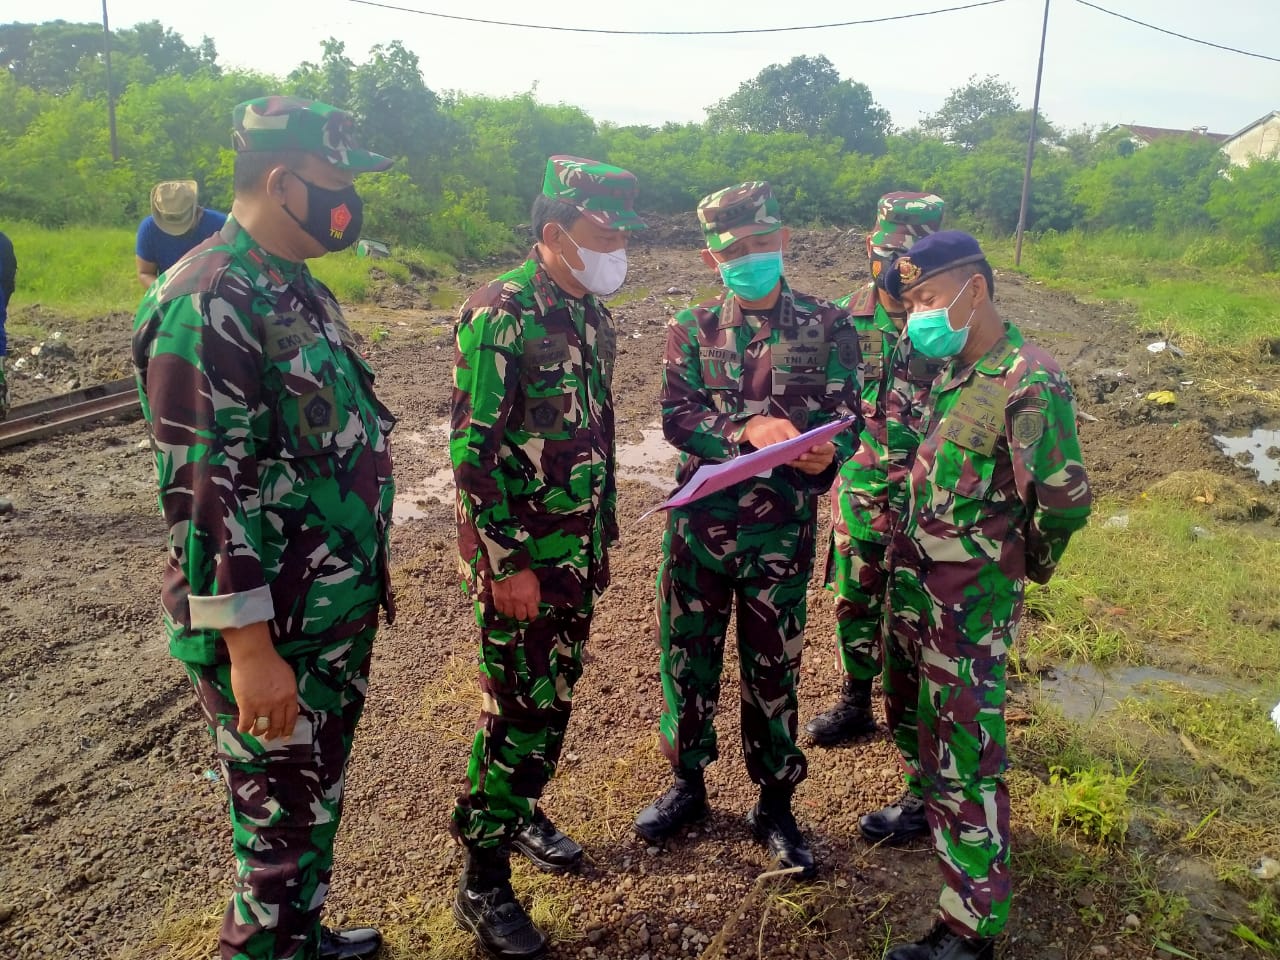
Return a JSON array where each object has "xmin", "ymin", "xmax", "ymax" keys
[
  {"xmin": 451, "ymin": 249, "xmax": 617, "ymax": 610},
  {"xmin": 830, "ymin": 282, "xmax": 942, "ymax": 544},
  {"xmin": 898, "ymin": 321, "xmax": 1092, "ymax": 590},
  {"xmin": 132, "ymin": 218, "xmax": 397, "ymax": 666},
  {"xmin": 661, "ymin": 281, "xmax": 862, "ymax": 524}
]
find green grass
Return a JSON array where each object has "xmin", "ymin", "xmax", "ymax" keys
[
  {"xmin": 1023, "ymin": 497, "xmax": 1280, "ymax": 680},
  {"xmin": 4, "ymin": 221, "xmax": 457, "ymax": 331},
  {"xmin": 6, "ymin": 222, "xmax": 142, "ymax": 327},
  {"xmin": 986, "ymin": 229, "xmax": 1280, "ymax": 347}
]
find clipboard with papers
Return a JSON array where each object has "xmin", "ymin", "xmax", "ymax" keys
[{"xmin": 638, "ymin": 415, "xmax": 858, "ymax": 521}]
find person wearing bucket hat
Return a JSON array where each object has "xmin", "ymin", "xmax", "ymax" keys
[
  {"xmin": 132, "ymin": 97, "xmax": 396, "ymax": 960},
  {"xmin": 134, "ymin": 180, "xmax": 227, "ymax": 288},
  {"xmin": 867, "ymin": 231, "xmax": 1092, "ymax": 960},
  {"xmin": 449, "ymin": 155, "xmax": 644, "ymax": 959},
  {"xmin": 807, "ymin": 192, "xmax": 945, "ymax": 751},
  {"xmin": 633, "ymin": 181, "xmax": 863, "ymax": 880}
]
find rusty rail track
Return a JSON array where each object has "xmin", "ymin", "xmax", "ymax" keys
[{"xmin": 0, "ymin": 377, "xmax": 141, "ymax": 450}]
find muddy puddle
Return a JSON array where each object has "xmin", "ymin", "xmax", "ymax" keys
[
  {"xmin": 1035, "ymin": 662, "xmax": 1244, "ymax": 721},
  {"xmin": 1215, "ymin": 424, "xmax": 1280, "ymax": 484},
  {"xmin": 392, "ymin": 423, "xmax": 677, "ymax": 522},
  {"xmin": 616, "ymin": 425, "xmax": 678, "ymax": 492}
]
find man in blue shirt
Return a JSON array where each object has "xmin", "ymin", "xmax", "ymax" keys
[{"xmin": 135, "ymin": 180, "xmax": 227, "ymax": 288}]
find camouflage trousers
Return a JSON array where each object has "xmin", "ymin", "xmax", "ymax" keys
[
  {"xmin": 452, "ymin": 602, "xmax": 591, "ymax": 849},
  {"xmin": 882, "ymin": 556, "xmax": 1020, "ymax": 939},
  {"xmin": 656, "ymin": 502, "xmax": 815, "ymax": 787},
  {"xmin": 184, "ymin": 620, "xmax": 377, "ymax": 960},
  {"xmin": 826, "ymin": 530, "xmax": 888, "ymax": 681}
]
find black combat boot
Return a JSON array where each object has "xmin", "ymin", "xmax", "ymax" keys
[
  {"xmin": 512, "ymin": 807, "xmax": 584, "ymax": 873},
  {"xmin": 746, "ymin": 784, "xmax": 817, "ymax": 880},
  {"xmin": 804, "ymin": 676, "xmax": 877, "ymax": 746},
  {"xmin": 634, "ymin": 769, "xmax": 709, "ymax": 842},
  {"xmin": 319, "ymin": 925, "xmax": 382, "ymax": 960},
  {"xmin": 885, "ymin": 920, "xmax": 995, "ymax": 959},
  {"xmin": 858, "ymin": 789, "xmax": 930, "ymax": 845},
  {"xmin": 453, "ymin": 845, "xmax": 548, "ymax": 960}
]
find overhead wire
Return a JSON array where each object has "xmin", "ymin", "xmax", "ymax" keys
[
  {"xmin": 1072, "ymin": 0, "xmax": 1280, "ymax": 63},
  {"xmin": 342, "ymin": 0, "xmax": 1010, "ymax": 36}
]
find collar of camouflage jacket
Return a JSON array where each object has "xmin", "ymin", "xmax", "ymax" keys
[
  {"xmin": 221, "ymin": 216, "xmax": 307, "ymax": 286},
  {"xmin": 935, "ymin": 319, "xmax": 1024, "ymax": 394},
  {"xmin": 707, "ymin": 279, "xmax": 796, "ymax": 355},
  {"xmin": 528, "ymin": 245, "xmax": 602, "ymax": 318}
]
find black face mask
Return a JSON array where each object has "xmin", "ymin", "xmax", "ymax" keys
[{"xmin": 283, "ymin": 171, "xmax": 363, "ymax": 252}]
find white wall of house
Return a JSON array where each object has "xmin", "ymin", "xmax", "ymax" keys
[{"xmin": 1225, "ymin": 113, "xmax": 1280, "ymax": 166}]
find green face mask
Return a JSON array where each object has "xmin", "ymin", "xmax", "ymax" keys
[{"xmin": 718, "ymin": 250, "xmax": 783, "ymax": 301}]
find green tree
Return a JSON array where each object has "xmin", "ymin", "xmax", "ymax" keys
[
  {"xmin": 705, "ymin": 55, "xmax": 890, "ymax": 155},
  {"xmin": 923, "ymin": 74, "xmax": 1021, "ymax": 149}
]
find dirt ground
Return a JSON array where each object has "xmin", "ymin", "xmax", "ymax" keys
[{"xmin": 0, "ymin": 228, "xmax": 1275, "ymax": 960}]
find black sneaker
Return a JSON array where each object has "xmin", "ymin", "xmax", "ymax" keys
[
  {"xmin": 858, "ymin": 789, "xmax": 930, "ymax": 845},
  {"xmin": 512, "ymin": 808, "xmax": 583, "ymax": 873},
  {"xmin": 634, "ymin": 773, "xmax": 709, "ymax": 842},
  {"xmin": 453, "ymin": 847, "xmax": 548, "ymax": 960},
  {"xmin": 885, "ymin": 920, "xmax": 995, "ymax": 959},
  {"xmin": 805, "ymin": 677, "xmax": 877, "ymax": 746}
]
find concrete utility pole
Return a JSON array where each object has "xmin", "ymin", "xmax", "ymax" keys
[
  {"xmin": 102, "ymin": 0, "xmax": 119, "ymax": 162},
  {"xmin": 1014, "ymin": 0, "xmax": 1051, "ymax": 266}
]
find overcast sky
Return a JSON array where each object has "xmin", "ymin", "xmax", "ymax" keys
[{"xmin": 28, "ymin": 0, "xmax": 1280, "ymax": 136}]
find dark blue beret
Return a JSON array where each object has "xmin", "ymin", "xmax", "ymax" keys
[{"xmin": 884, "ymin": 230, "xmax": 987, "ymax": 299}]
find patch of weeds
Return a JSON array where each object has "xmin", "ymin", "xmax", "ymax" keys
[
  {"xmin": 1023, "ymin": 497, "xmax": 1280, "ymax": 681},
  {"xmin": 121, "ymin": 898, "xmax": 222, "ymax": 960},
  {"xmin": 550, "ymin": 739, "xmax": 663, "ymax": 847},
  {"xmin": 605, "ymin": 286, "xmax": 652, "ymax": 308},
  {"xmin": 1034, "ymin": 761, "xmax": 1139, "ymax": 844}
]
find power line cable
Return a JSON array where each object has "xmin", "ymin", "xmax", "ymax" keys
[
  {"xmin": 1073, "ymin": 0, "xmax": 1280, "ymax": 63},
  {"xmin": 343, "ymin": 0, "xmax": 1010, "ymax": 36}
]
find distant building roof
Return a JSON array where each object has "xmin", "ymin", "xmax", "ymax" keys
[
  {"xmin": 1224, "ymin": 111, "xmax": 1280, "ymax": 142},
  {"xmin": 1113, "ymin": 123, "xmax": 1230, "ymax": 144}
]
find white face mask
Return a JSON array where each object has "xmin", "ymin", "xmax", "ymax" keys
[{"xmin": 559, "ymin": 228, "xmax": 628, "ymax": 297}]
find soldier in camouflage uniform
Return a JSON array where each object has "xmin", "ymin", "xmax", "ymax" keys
[
  {"xmin": 132, "ymin": 97, "xmax": 395, "ymax": 960},
  {"xmin": 450, "ymin": 156, "xmax": 645, "ymax": 960},
  {"xmin": 871, "ymin": 232, "xmax": 1092, "ymax": 960},
  {"xmin": 806, "ymin": 192, "xmax": 945, "ymax": 749},
  {"xmin": 633, "ymin": 183, "xmax": 862, "ymax": 880}
]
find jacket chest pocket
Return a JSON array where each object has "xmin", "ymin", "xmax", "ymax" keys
[
  {"xmin": 932, "ymin": 442, "xmax": 998, "ymax": 503},
  {"xmin": 265, "ymin": 322, "xmax": 358, "ymax": 459},
  {"xmin": 771, "ymin": 326, "xmax": 830, "ymax": 397},
  {"xmin": 700, "ymin": 345, "xmax": 744, "ymax": 414},
  {"xmin": 521, "ymin": 333, "xmax": 576, "ymax": 436}
]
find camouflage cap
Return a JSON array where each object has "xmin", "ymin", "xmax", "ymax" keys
[
  {"xmin": 231, "ymin": 96, "xmax": 393, "ymax": 173},
  {"xmin": 697, "ymin": 182, "xmax": 781, "ymax": 253},
  {"xmin": 150, "ymin": 180, "xmax": 199, "ymax": 237},
  {"xmin": 542, "ymin": 155, "xmax": 646, "ymax": 230},
  {"xmin": 869, "ymin": 192, "xmax": 945, "ymax": 256},
  {"xmin": 884, "ymin": 230, "xmax": 987, "ymax": 300}
]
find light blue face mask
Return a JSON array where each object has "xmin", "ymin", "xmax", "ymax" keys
[
  {"xmin": 906, "ymin": 277, "xmax": 974, "ymax": 359},
  {"xmin": 718, "ymin": 250, "xmax": 784, "ymax": 301}
]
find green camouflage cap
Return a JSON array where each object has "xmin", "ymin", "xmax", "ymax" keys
[
  {"xmin": 697, "ymin": 182, "xmax": 782, "ymax": 253},
  {"xmin": 869, "ymin": 192, "xmax": 945, "ymax": 257},
  {"xmin": 231, "ymin": 96, "xmax": 393, "ymax": 173},
  {"xmin": 542, "ymin": 155, "xmax": 646, "ymax": 230}
]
